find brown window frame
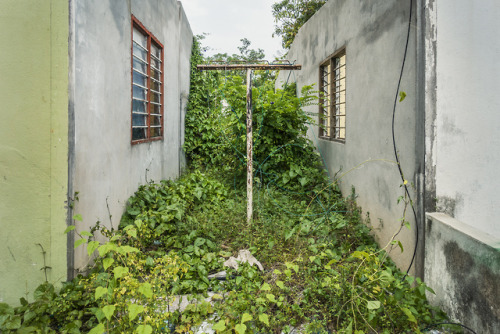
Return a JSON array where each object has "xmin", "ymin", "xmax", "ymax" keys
[
  {"xmin": 319, "ymin": 48, "xmax": 346, "ymax": 142},
  {"xmin": 131, "ymin": 15, "xmax": 164, "ymax": 144}
]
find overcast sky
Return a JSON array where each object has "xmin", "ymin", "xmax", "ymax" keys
[{"xmin": 181, "ymin": 0, "xmax": 285, "ymax": 59}]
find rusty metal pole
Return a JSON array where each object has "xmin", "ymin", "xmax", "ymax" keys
[
  {"xmin": 246, "ymin": 69, "xmax": 253, "ymax": 225},
  {"xmin": 196, "ymin": 63, "xmax": 301, "ymax": 226}
]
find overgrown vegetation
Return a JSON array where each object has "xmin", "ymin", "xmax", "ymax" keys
[{"xmin": 0, "ymin": 37, "xmax": 455, "ymax": 333}]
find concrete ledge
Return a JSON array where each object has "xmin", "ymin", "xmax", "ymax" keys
[{"xmin": 425, "ymin": 212, "xmax": 500, "ymax": 334}]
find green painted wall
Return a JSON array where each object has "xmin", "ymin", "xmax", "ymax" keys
[{"xmin": 0, "ymin": 0, "xmax": 69, "ymax": 305}]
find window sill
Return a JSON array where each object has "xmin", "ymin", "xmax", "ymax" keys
[
  {"xmin": 319, "ymin": 136, "xmax": 345, "ymax": 144},
  {"xmin": 131, "ymin": 136, "xmax": 163, "ymax": 145}
]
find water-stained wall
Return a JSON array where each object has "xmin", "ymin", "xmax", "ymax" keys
[
  {"xmin": 277, "ymin": 0, "xmax": 421, "ymax": 276},
  {"xmin": 69, "ymin": 0, "xmax": 193, "ymax": 273}
]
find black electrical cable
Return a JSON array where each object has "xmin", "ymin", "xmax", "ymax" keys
[
  {"xmin": 391, "ymin": 0, "xmax": 418, "ymax": 281},
  {"xmin": 422, "ymin": 322, "xmax": 478, "ymax": 334},
  {"xmin": 393, "ymin": 3, "xmax": 476, "ymax": 332}
]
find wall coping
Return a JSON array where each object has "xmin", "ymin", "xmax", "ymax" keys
[{"xmin": 426, "ymin": 212, "xmax": 500, "ymax": 250}]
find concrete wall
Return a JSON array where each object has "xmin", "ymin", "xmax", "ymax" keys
[
  {"xmin": 425, "ymin": 213, "xmax": 500, "ymax": 333},
  {"xmin": 70, "ymin": 0, "xmax": 192, "ymax": 272},
  {"xmin": 0, "ymin": 0, "xmax": 69, "ymax": 305},
  {"xmin": 422, "ymin": 1, "xmax": 500, "ymax": 330},
  {"xmin": 430, "ymin": 0, "xmax": 500, "ymax": 238},
  {"xmin": 277, "ymin": 0, "xmax": 420, "ymax": 274}
]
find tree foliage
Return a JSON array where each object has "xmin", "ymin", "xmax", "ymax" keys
[
  {"xmin": 210, "ymin": 38, "xmax": 265, "ymax": 63},
  {"xmin": 272, "ymin": 0, "xmax": 327, "ymax": 49}
]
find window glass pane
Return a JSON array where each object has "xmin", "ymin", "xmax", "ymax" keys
[
  {"xmin": 132, "ymin": 127, "xmax": 146, "ymax": 140},
  {"xmin": 150, "ymin": 127, "xmax": 161, "ymax": 138},
  {"xmin": 151, "ymin": 69, "xmax": 161, "ymax": 82},
  {"xmin": 133, "ymin": 100, "xmax": 146, "ymax": 113},
  {"xmin": 150, "ymin": 103, "xmax": 161, "ymax": 115},
  {"xmin": 150, "ymin": 92, "xmax": 160, "ymax": 104},
  {"xmin": 134, "ymin": 57, "xmax": 148, "ymax": 74},
  {"xmin": 132, "ymin": 113, "xmax": 147, "ymax": 126},
  {"xmin": 133, "ymin": 71, "xmax": 147, "ymax": 87},
  {"xmin": 133, "ymin": 28, "xmax": 147, "ymax": 48},
  {"xmin": 151, "ymin": 43, "xmax": 161, "ymax": 59},
  {"xmin": 151, "ymin": 58, "xmax": 161, "ymax": 70},
  {"xmin": 133, "ymin": 85, "xmax": 147, "ymax": 100},
  {"xmin": 150, "ymin": 115, "xmax": 161, "ymax": 126},
  {"xmin": 133, "ymin": 42, "xmax": 147, "ymax": 61},
  {"xmin": 150, "ymin": 80, "xmax": 160, "ymax": 92},
  {"xmin": 133, "ymin": 57, "xmax": 147, "ymax": 74}
]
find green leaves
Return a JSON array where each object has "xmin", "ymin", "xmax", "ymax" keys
[
  {"xmin": 64, "ymin": 225, "xmax": 75, "ymax": 234},
  {"xmin": 401, "ymin": 307, "xmax": 417, "ymax": 323},
  {"xmin": 138, "ymin": 283, "xmax": 153, "ymax": 299},
  {"xmin": 73, "ymin": 214, "xmax": 83, "ymax": 222},
  {"xmin": 102, "ymin": 258, "xmax": 114, "ymax": 270},
  {"xmin": 136, "ymin": 325, "xmax": 153, "ymax": 334},
  {"xmin": 399, "ymin": 91, "xmax": 407, "ymax": 102},
  {"xmin": 212, "ymin": 319, "xmax": 226, "ymax": 331},
  {"xmin": 127, "ymin": 304, "xmax": 144, "ymax": 321},
  {"xmin": 88, "ymin": 323, "xmax": 105, "ymax": 334},
  {"xmin": 74, "ymin": 238, "xmax": 86, "ymax": 248},
  {"xmin": 113, "ymin": 266, "xmax": 129, "ymax": 279},
  {"xmin": 258, "ymin": 313, "xmax": 269, "ymax": 326},
  {"xmin": 234, "ymin": 323, "xmax": 247, "ymax": 334},
  {"xmin": 367, "ymin": 300, "xmax": 381, "ymax": 310},
  {"xmin": 87, "ymin": 241, "xmax": 100, "ymax": 257},
  {"xmin": 241, "ymin": 313, "xmax": 252, "ymax": 323},
  {"xmin": 102, "ymin": 305, "xmax": 115, "ymax": 321},
  {"xmin": 95, "ymin": 287, "xmax": 108, "ymax": 300}
]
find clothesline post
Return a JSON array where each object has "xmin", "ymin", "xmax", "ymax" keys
[{"xmin": 197, "ymin": 63, "xmax": 301, "ymax": 226}]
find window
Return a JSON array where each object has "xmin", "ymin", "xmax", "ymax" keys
[
  {"xmin": 131, "ymin": 16, "xmax": 164, "ymax": 143},
  {"xmin": 319, "ymin": 49, "xmax": 346, "ymax": 141}
]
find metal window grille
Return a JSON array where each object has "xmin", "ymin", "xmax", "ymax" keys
[
  {"xmin": 319, "ymin": 49, "xmax": 346, "ymax": 141},
  {"xmin": 131, "ymin": 16, "xmax": 164, "ymax": 143}
]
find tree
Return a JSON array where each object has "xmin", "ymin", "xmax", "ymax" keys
[
  {"xmin": 272, "ymin": 0, "xmax": 326, "ymax": 49},
  {"xmin": 210, "ymin": 38, "xmax": 265, "ymax": 63}
]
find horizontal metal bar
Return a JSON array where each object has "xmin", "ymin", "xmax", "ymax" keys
[
  {"xmin": 151, "ymin": 65, "xmax": 162, "ymax": 73},
  {"xmin": 132, "ymin": 112, "xmax": 148, "ymax": 115},
  {"xmin": 133, "ymin": 54, "xmax": 148, "ymax": 64},
  {"xmin": 197, "ymin": 64, "xmax": 302, "ymax": 71},
  {"xmin": 133, "ymin": 83, "xmax": 148, "ymax": 90},
  {"xmin": 133, "ymin": 68, "xmax": 148, "ymax": 77},
  {"xmin": 133, "ymin": 41, "xmax": 148, "ymax": 52}
]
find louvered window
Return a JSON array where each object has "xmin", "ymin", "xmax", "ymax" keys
[
  {"xmin": 319, "ymin": 49, "xmax": 346, "ymax": 141},
  {"xmin": 131, "ymin": 16, "xmax": 163, "ymax": 143}
]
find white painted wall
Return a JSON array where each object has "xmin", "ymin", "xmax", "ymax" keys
[
  {"xmin": 70, "ymin": 0, "xmax": 192, "ymax": 272},
  {"xmin": 435, "ymin": 0, "xmax": 500, "ymax": 238}
]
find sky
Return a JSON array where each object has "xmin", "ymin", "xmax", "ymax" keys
[{"xmin": 181, "ymin": 0, "xmax": 285, "ymax": 60}]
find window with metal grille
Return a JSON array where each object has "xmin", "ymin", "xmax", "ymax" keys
[
  {"xmin": 319, "ymin": 49, "xmax": 346, "ymax": 141},
  {"xmin": 131, "ymin": 16, "xmax": 163, "ymax": 143}
]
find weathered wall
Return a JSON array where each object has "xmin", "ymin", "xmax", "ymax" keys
[
  {"xmin": 432, "ymin": 0, "xmax": 500, "ymax": 238},
  {"xmin": 277, "ymin": 0, "xmax": 420, "ymax": 274},
  {"xmin": 425, "ymin": 213, "xmax": 500, "ymax": 333},
  {"xmin": 0, "ymin": 0, "xmax": 69, "ymax": 305},
  {"xmin": 70, "ymin": 0, "xmax": 192, "ymax": 272}
]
